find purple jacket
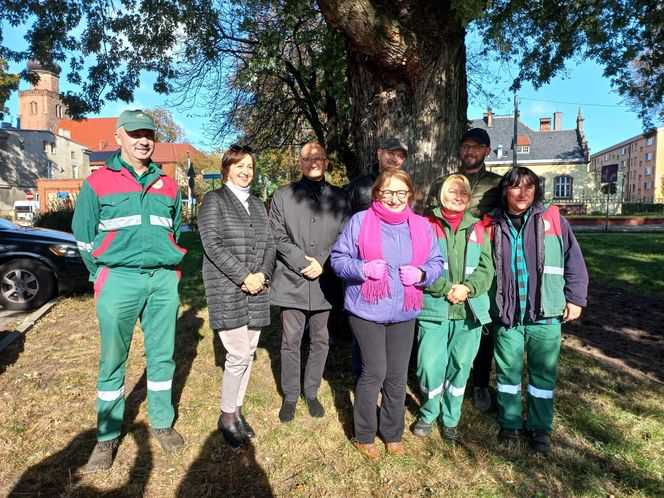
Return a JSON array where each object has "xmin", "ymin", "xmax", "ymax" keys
[
  {"xmin": 487, "ymin": 203, "xmax": 588, "ymax": 327},
  {"xmin": 330, "ymin": 211, "xmax": 444, "ymax": 324}
]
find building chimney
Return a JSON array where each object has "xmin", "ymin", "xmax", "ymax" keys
[
  {"xmin": 553, "ymin": 111, "xmax": 562, "ymax": 131},
  {"xmin": 487, "ymin": 107, "xmax": 493, "ymax": 127},
  {"xmin": 496, "ymin": 144, "xmax": 503, "ymax": 158},
  {"xmin": 539, "ymin": 117, "xmax": 551, "ymax": 132}
]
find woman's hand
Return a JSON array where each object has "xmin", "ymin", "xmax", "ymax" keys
[
  {"xmin": 446, "ymin": 284, "xmax": 470, "ymax": 304},
  {"xmin": 399, "ymin": 265, "xmax": 423, "ymax": 286},
  {"xmin": 242, "ymin": 273, "xmax": 264, "ymax": 295},
  {"xmin": 363, "ymin": 259, "xmax": 387, "ymax": 280}
]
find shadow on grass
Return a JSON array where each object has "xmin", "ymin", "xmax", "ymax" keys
[
  {"xmin": 176, "ymin": 433, "xmax": 274, "ymax": 497},
  {"xmin": 0, "ymin": 331, "xmax": 24, "ymax": 376},
  {"xmin": 461, "ymin": 348, "xmax": 664, "ymax": 497}
]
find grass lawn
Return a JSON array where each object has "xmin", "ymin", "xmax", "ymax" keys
[
  {"xmin": 577, "ymin": 233, "xmax": 664, "ymax": 299},
  {"xmin": 1, "ymin": 233, "xmax": 663, "ymax": 497}
]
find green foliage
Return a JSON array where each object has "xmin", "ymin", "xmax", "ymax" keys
[
  {"xmin": 477, "ymin": 0, "xmax": 664, "ymax": 127},
  {"xmin": 0, "ymin": 57, "xmax": 19, "ymax": 119},
  {"xmin": 600, "ymin": 182, "xmax": 617, "ymax": 195},
  {"xmin": 32, "ymin": 201, "xmax": 75, "ymax": 233},
  {"xmin": 143, "ymin": 107, "xmax": 186, "ymax": 142}
]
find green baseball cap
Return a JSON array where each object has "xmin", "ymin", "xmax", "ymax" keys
[{"xmin": 116, "ymin": 109, "xmax": 156, "ymax": 132}]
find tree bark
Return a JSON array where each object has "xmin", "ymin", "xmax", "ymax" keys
[{"xmin": 317, "ymin": 0, "xmax": 468, "ymax": 207}]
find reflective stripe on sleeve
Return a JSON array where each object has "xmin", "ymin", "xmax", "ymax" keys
[
  {"xmin": 147, "ymin": 379, "xmax": 173, "ymax": 391},
  {"xmin": 465, "ymin": 266, "xmax": 477, "ymax": 275},
  {"xmin": 543, "ymin": 266, "xmax": 564, "ymax": 276},
  {"xmin": 77, "ymin": 241, "xmax": 93, "ymax": 252},
  {"xmin": 150, "ymin": 215, "xmax": 173, "ymax": 228},
  {"xmin": 99, "ymin": 215, "xmax": 142, "ymax": 231},
  {"xmin": 496, "ymin": 382, "xmax": 521, "ymax": 394},
  {"xmin": 527, "ymin": 384, "xmax": 554, "ymax": 399},
  {"xmin": 420, "ymin": 382, "xmax": 444, "ymax": 400},
  {"xmin": 444, "ymin": 379, "xmax": 466, "ymax": 397},
  {"xmin": 98, "ymin": 386, "xmax": 125, "ymax": 401}
]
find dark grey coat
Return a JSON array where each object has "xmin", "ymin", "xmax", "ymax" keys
[
  {"xmin": 199, "ymin": 185, "xmax": 276, "ymax": 330},
  {"xmin": 269, "ymin": 177, "xmax": 350, "ymax": 311}
]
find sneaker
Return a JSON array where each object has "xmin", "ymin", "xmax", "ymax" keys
[
  {"xmin": 498, "ymin": 427, "xmax": 521, "ymax": 447},
  {"xmin": 473, "ymin": 387, "xmax": 492, "ymax": 413},
  {"xmin": 385, "ymin": 442, "xmax": 405, "ymax": 456},
  {"xmin": 528, "ymin": 428, "xmax": 552, "ymax": 454},
  {"xmin": 279, "ymin": 400, "xmax": 297, "ymax": 423},
  {"xmin": 151, "ymin": 427, "xmax": 184, "ymax": 452},
  {"xmin": 442, "ymin": 426, "xmax": 461, "ymax": 446},
  {"xmin": 85, "ymin": 437, "xmax": 119, "ymax": 472},
  {"xmin": 353, "ymin": 441, "xmax": 380, "ymax": 460},
  {"xmin": 305, "ymin": 397, "xmax": 325, "ymax": 418},
  {"xmin": 412, "ymin": 418, "xmax": 434, "ymax": 437}
]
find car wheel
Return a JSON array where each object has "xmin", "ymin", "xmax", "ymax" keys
[{"xmin": 0, "ymin": 259, "xmax": 56, "ymax": 311}]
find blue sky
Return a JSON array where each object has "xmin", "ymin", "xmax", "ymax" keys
[{"xmin": 2, "ymin": 21, "xmax": 656, "ymax": 155}]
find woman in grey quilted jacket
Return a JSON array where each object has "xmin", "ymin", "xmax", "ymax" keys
[{"xmin": 198, "ymin": 145, "xmax": 276, "ymax": 448}]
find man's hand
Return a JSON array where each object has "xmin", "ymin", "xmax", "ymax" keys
[
  {"xmin": 447, "ymin": 284, "xmax": 470, "ymax": 304},
  {"xmin": 564, "ymin": 302, "xmax": 582, "ymax": 322},
  {"xmin": 301, "ymin": 256, "xmax": 323, "ymax": 279},
  {"xmin": 242, "ymin": 273, "xmax": 264, "ymax": 294}
]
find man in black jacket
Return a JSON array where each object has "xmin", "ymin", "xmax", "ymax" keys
[
  {"xmin": 269, "ymin": 142, "xmax": 350, "ymax": 423},
  {"xmin": 345, "ymin": 137, "xmax": 408, "ymax": 214}
]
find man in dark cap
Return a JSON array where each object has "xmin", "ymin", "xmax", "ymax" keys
[
  {"xmin": 73, "ymin": 109, "xmax": 186, "ymax": 472},
  {"xmin": 345, "ymin": 137, "xmax": 408, "ymax": 214},
  {"xmin": 426, "ymin": 127, "xmax": 502, "ymax": 414}
]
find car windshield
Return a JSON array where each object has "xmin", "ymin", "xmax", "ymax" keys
[{"xmin": 0, "ymin": 218, "xmax": 18, "ymax": 230}]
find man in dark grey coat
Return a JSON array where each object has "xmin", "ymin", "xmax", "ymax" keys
[{"xmin": 269, "ymin": 142, "xmax": 350, "ymax": 423}]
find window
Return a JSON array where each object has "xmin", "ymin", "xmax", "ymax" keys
[
  {"xmin": 50, "ymin": 143, "xmax": 56, "ymax": 154},
  {"xmin": 43, "ymin": 141, "xmax": 49, "ymax": 152},
  {"xmin": 46, "ymin": 162, "xmax": 54, "ymax": 179},
  {"xmin": 645, "ymin": 167, "xmax": 652, "ymax": 175},
  {"xmin": 645, "ymin": 181, "xmax": 652, "ymax": 190},
  {"xmin": 539, "ymin": 178, "xmax": 546, "ymax": 195},
  {"xmin": 72, "ymin": 164, "xmax": 79, "ymax": 179},
  {"xmin": 646, "ymin": 137, "xmax": 654, "ymax": 146},
  {"xmin": 621, "ymin": 147, "xmax": 627, "ymax": 155},
  {"xmin": 646, "ymin": 152, "xmax": 653, "ymax": 161},
  {"xmin": 70, "ymin": 151, "xmax": 75, "ymax": 159},
  {"xmin": 554, "ymin": 175, "xmax": 573, "ymax": 198},
  {"xmin": 55, "ymin": 104, "xmax": 63, "ymax": 118},
  {"xmin": 516, "ymin": 145, "xmax": 530, "ymax": 154},
  {"xmin": 30, "ymin": 101, "xmax": 38, "ymax": 115}
]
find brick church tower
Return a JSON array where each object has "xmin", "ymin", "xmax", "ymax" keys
[{"xmin": 18, "ymin": 60, "xmax": 69, "ymax": 131}]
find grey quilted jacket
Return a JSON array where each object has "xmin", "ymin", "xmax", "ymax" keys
[{"xmin": 199, "ymin": 185, "xmax": 276, "ymax": 330}]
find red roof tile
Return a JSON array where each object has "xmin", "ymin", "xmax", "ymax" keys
[{"xmin": 55, "ymin": 117, "xmax": 117, "ymax": 151}]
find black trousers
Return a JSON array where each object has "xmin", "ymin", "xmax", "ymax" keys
[
  {"xmin": 280, "ymin": 308, "xmax": 330, "ymax": 402},
  {"xmin": 472, "ymin": 323, "xmax": 495, "ymax": 388},
  {"xmin": 348, "ymin": 315, "xmax": 416, "ymax": 444}
]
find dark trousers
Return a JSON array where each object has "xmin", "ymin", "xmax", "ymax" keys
[
  {"xmin": 349, "ymin": 315, "xmax": 416, "ymax": 444},
  {"xmin": 280, "ymin": 308, "xmax": 330, "ymax": 402},
  {"xmin": 472, "ymin": 323, "xmax": 495, "ymax": 388}
]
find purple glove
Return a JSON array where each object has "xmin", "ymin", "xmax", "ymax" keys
[
  {"xmin": 363, "ymin": 259, "xmax": 387, "ymax": 280},
  {"xmin": 399, "ymin": 265, "xmax": 422, "ymax": 286}
]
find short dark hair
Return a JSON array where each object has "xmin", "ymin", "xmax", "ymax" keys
[
  {"xmin": 498, "ymin": 166, "xmax": 544, "ymax": 209},
  {"xmin": 221, "ymin": 147, "xmax": 255, "ymax": 182}
]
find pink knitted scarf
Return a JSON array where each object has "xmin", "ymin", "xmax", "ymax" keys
[{"xmin": 358, "ymin": 201, "xmax": 431, "ymax": 310}]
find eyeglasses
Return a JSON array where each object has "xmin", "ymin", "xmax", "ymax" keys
[
  {"xmin": 230, "ymin": 144, "xmax": 253, "ymax": 153},
  {"xmin": 460, "ymin": 144, "xmax": 488, "ymax": 152},
  {"xmin": 301, "ymin": 156, "xmax": 328, "ymax": 163},
  {"xmin": 379, "ymin": 189, "xmax": 409, "ymax": 200},
  {"xmin": 384, "ymin": 150, "xmax": 406, "ymax": 160}
]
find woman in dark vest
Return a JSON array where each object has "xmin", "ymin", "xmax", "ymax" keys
[{"xmin": 198, "ymin": 145, "xmax": 276, "ymax": 448}]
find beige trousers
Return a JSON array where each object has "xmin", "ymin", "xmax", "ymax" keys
[{"xmin": 218, "ymin": 326, "xmax": 261, "ymax": 413}]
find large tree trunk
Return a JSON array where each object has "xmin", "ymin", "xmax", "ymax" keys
[{"xmin": 317, "ymin": 0, "xmax": 468, "ymax": 207}]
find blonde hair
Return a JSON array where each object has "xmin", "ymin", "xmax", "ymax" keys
[{"xmin": 439, "ymin": 174, "xmax": 471, "ymax": 209}]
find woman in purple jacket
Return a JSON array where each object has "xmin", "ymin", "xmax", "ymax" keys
[{"xmin": 331, "ymin": 170, "xmax": 444, "ymax": 459}]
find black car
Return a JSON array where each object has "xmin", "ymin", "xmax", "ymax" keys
[{"xmin": 0, "ymin": 218, "xmax": 89, "ymax": 310}]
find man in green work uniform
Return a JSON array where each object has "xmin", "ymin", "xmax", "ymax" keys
[{"xmin": 73, "ymin": 110, "xmax": 187, "ymax": 472}]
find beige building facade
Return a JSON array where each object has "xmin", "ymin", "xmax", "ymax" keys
[{"xmin": 590, "ymin": 127, "xmax": 664, "ymax": 204}]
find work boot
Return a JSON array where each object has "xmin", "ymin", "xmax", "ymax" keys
[
  {"xmin": 442, "ymin": 426, "xmax": 461, "ymax": 446},
  {"xmin": 305, "ymin": 397, "xmax": 325, "ymax": 418},
  {"xmin": 498, "ymin": 427, "xmax": 521, "ymax": 447},
  {"xmin": 85, "ymin": 437, "xmax": 119, "ymax": 473},
  {"xmin": 528, "ymin": 428, "xmax": 552, "ymax": 455},
  {"xmin": 279, "ymin": 400, "xmax": 297, "ymax": 423},
  {"xmin": 354, "ymin": 441, "xmax": 380, "ymax": 460},
  {"xmin": 151, "ymin": 427, "xmax": 184, "ymax": 452},
  {"xmin": 473, "ymin": 387, "xmax": 492, "ymax": 413},
  {"xmin": 412, "ymin": 418, "xmax": 434, "ymax": 437}
]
